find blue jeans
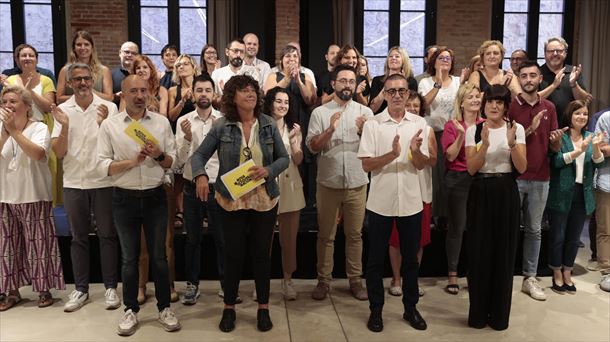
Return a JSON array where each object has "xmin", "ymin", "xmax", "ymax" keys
[
  {"xmin": 183, "ymin": 181, "xmax": 224, "ymax": 286},
  {"xmin": 113, "ymin": 186, "xmax": 170, "ymax": 313},
  {"xmin": 365, "ymin": 210, "xmax": 421, "ymax": 311},
  {"xmin": 548, "ymin": 184, "xmax": 587, "ymax": 270},
  {"xmin": 516, "ymin": 180, "xmax": 549, "ymax": 277}
]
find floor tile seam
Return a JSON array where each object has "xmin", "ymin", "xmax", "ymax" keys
[{"xmin": 328, "ymin": 293, "xmax": 350, "ymax": 342}]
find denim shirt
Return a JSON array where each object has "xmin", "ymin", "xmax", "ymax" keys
[{"xmin": 191, "ymin": 113, "xmax": 289, "ymax": 200}]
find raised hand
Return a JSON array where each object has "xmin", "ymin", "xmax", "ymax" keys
[
  {"xmin": 569, "ymin": 64, "xmax": 582, "ymax": 86},
  {"xmin": 50, "ymin": 104, "xmax": 69, "ymax": 127},
  {"xmin": 180, "ymin": 118, "xmax": 192, "ymax": 142},
  {"xmin": 289, "ymin": 123, "xmax": 301, "ymax": 140},
  {"xmin": 391, "ymin": 134, "xmax": 401, "ymax": 158},
  {"xmin": 553, "ymin": 67, "xmax": 566, "ymax": 87},
  {"xmin": 0, "ymin": 107, "xmax": 16, "ymax": 134},
  {"xmin": 356, "ymin": 80, "xmax": 366, "ymax": 94},
  {"xmin": 96, "ymin": 104, "xmax": 109, "ymax": 126},
  {"xmin": 503, "ymin": 70, "xmax": 514, "ymax": 86},
  {"xmin": 549, "ymin": 127, "xmax": 568, "ymax": 144},
  {"xmin": 459, "ymin": 67, "xmax": 471, "ymax": 84},
  {"xmin": 409, "ymin": 128, "xmax": 423, "ymax": 152},
  {"xmin": 507, "ymin": 120, "xmax": 517, "ymax": 147},
  {"xmin": 592, "ymin": 131, "xmax": 606, "ymax": 145},
  {"xmin": 452, "ymin": 119, "xmax": 465, "ymax": 136},
  {"xmin": 480, "ymin": 123, "xmax": 490, "ymax": 147},
  {"xmin": 529, "ymin": 109, "xmax": 547, "ymax": 135},
  {"xmin": 355, "ymin": 115, "xmax": 367, "ymax": 132},
  {"xmin": 330, "ymin": 111, "xmax": 342, "ymax": 131}
]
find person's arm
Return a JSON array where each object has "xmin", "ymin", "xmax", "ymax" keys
[
  {"xmin": 308, "ymin": 111, "xmax": 340, "ymax": 153},
  {"xmin": 288, "ymin": 124, "xmax": 304, "ymax": 166},
  {"xmin": 261, "ymin": 123, "xmax": 289, "ymax": 180},
  {"xmin": 361, "ymin": 129, "xmax": 400, "ymax": 172},
  {"xmin": 421, "ymin": 76, "xmax": 440, "ymax": 110},
  {"xmin": 92, "ymin": 66, "xmax": 114, "ymax": 102},
  {"xmin": 443, "ymin": 120, "xmax": 464, "ymax": 162},
  {"xmin": 466, "ymin": 125, "xmax": 489, "ymax": 175},
  {"xmin": 10, "ymin": 126, "xmax": 47, "ymax": 161},
  {"xmin": 50, "ymin": 105, "xmax": 69, "ymax": 158},
  {"xmin": 425, "ymin": 126, "xmax": 437, "ymax": 167},
  {"xmin": 409, "ymin": 128, "xmax": 427, "ymax": 170},
  {"xmin": 263, "ymin": 73, "xmax": 291, "ymax": 93},
  {"xmin": 168, "ymin": 86, "xmax": 183, "ymax": 122},
  {"xmin": 467, "ymin": 70, "xmax": 480, "ymax": 91},
  {"xmin": 158, "ymin": 86, "xmax": 169, "ymax": 116},
  {"xmin": 56, "ymin": 66, "xmax": 71, "ymax": 104},
  {"xmin": 296, "ymin": 74, "xmax": 316, "ymax": 106},
  {"xmin": 175, "ymin": 117, "xmax": 192, "ymax": 168}
]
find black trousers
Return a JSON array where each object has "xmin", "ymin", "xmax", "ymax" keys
[
  {"xmin": 466, "ymin": 175, "xmax": 520, "ymax": 331},
  {"xmin": 220, "ymin": 204, "xmax": 278, "ymax": 305}
]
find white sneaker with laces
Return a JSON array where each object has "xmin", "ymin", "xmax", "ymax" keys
[
  {"xmin": 522, "ymin": 277, "xmax": 547, "ymax": 301},
  {"xmin": 282, "ymin": 279, "xmax": 297, "ymax": 300},
  {"xmin": 600, "ymin": 274, "xmax": 610, "ymax": 292},
  {"xmin": 158, "ymin": 307, "xmax": 181, "ymax": 332},
  {"xmin": 117, "ymin": 309, "xmax": 138, "ymax": 336},
  {"xmin": 64, "ymin": 290, "xmax": 89, "ymax": 312},
  {"xmin": 105, "ymin": 288, "xmax": 120, "ymax": 310}
]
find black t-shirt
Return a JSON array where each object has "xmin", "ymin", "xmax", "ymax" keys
[
  {"xmin": 540, "ymin": 63, "xmax": 585, "ymax": 123},
  {"xmin": 369, "ymin": 75, "xmax": 418, "ymax": 114}
]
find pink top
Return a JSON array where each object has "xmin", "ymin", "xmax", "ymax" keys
[{"xmin": 441, "ymin": 118, "xmax": 485, "ymax": 172}]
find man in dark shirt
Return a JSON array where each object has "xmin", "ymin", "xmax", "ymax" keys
[
  {"xmin": 315, "ymin": 44, "xmax": 340, "ymax": 98},
  {"xmin": 111, "ymin": 41, "xmax": 139, "ymax": 103}
]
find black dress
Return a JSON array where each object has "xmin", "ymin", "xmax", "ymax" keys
[{"xmin": 171, "ymin": 83, "xmax": 196, "ymax": 134}]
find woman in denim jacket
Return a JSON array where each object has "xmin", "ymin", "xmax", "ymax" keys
[
  {"xmin": 191, "ymin": 75, "xmax": 288, "ymax": 333},
  {"xmin": 547, "ymin": 100, "xmax": 605, "ymax": 294}
]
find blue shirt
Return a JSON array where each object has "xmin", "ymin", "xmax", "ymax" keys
[{"xmin": 594, "ymin": 110, "xmax": 610, "ymax": 192}]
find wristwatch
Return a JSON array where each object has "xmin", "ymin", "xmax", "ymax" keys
[
  {"xmin": 154, "ymin": 152, "xmax": 166, "ymax": 162},
  {"xmin": 433, "ymin": 82, "xmax": 442, "ymax": 89}
]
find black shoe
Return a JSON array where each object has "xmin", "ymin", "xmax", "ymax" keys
[
  {"xmin": 367, "ymin": 308, "xmax": 383, "ymax": 332},
  {"xmin": 403, "ymin": 308, "xmax": 427, "ymax": 330},
  {"xmin": 219, "ymin": 308, "xmax": 236, "ymax": 332},
  {"xmin": 563, "ymin": 282, "xmax": 577, "ymax": 294},
  {"xmin": 257, "ymin": 308, "xmax": 273, "ymax": 332},
  {"xmin": 551, "ymin": 278, "xmax": 566, "ymax": 295}
]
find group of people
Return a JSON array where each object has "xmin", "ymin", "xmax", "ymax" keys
[{"xmin": 0, "ymin": 29, "xmax": 609, "ymax": 337}]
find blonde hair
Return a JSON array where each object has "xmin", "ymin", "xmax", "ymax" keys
[
  {"xmin": 171, "ymin": 54, "xmax": 201, "ymax": 85},
  {"xmin": 469, "ymin": 54, "xmax": 481, "ymax": 72},
  {"xmin": 1, "ymin": 84, "xmax": 34, "ymax": 118},
  {"xmin": 478, "ymin": 40, "xmax": 505, "ymax": 68},
  {"xmin": 453, "ymin": 83, "xmax": 481, "ymax": 121},
  {"xmin": 383, "ymin": 46, "xmax": 413, "ymax": 80}
]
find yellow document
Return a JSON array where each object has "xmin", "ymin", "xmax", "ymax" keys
[
  {"xmin": 220, "ymin": 159, "xmax": 266, "ymax": 200},
  {"xmin": 124, "ymin": 121, "xmax": 159, "ymax": 146}
]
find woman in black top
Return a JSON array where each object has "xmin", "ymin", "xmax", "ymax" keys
[
  {"xmin": 319, "ymin": 44, "xmax": 370, "ymax": 106},
  {"xmin": 368, "ymin": 46, "xmax": 418, "ymax": 114}
]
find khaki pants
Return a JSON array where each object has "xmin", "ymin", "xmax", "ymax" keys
[
  {"xmin": 596, "ymin": 190, "xmax": 610, "ymax": 273},
  {"xmin": 316, "ymin": 183, "xmax": 367, "ymax": 283}
]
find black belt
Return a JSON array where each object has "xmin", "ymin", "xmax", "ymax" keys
[
  {"xmin": 474, "ymin": 172, "xmax": 513, "ymax": 179},
  {"xmin": 114, "ymin": 186, "xmax": 163, "ymax": 198}
]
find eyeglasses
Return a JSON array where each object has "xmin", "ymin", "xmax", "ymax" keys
[
  {"xmin": 384, "ymin": 88, "xmax": 408, "ymax": 97},
  {"xmin": 71, "ymin": 76, "xmax": 93, "ymax": 82},
  {"xmin": 335, "ymin": 78, "xmax": 356, "ymax": 86},
  {"xmin": 228, "ymin": 48, "xmax": 245, "ymax": 54},
  {"xmin": 242, "ymin": 146, "xmax": 252, "ymax": 161},
  {"xmin": 437, "ymin": 56, "xmax": 453, "ymax": 62},
  {"xmin": 121, "ymin": 50, "xmax": 138, "ymax": 56},
  {"xmin": 545, "ymin": 49, "xmax": 566, "ymax": 55},
  {"xmin": 510, "ymin": 57, "xmax": 526, "ymax": 62}
]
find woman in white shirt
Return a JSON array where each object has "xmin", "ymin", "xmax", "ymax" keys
[
  {"xmin": 464, "ymin": 84, "xmax": 526, "ymax": 331},
  {"xmin": 0, "ymin": 85, "xmax": 65, "ymax": 311}
]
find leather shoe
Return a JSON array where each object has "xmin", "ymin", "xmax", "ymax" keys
[
  {"xmin": 367, "ymin": 308, "xmax": 383, "ymax": 332},
  {"xmin": 219, "ymin": 308, "xmax": 236, "ymax": 332},
  {"xmin": 403, "ymin": 308, "xmax": 427, "ymax": 330},
  {"xmin": 257, "ymin": 308, "xmax": 273, "ymax": 332}
]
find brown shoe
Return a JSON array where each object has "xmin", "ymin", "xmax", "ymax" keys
[
  {"xmin": 350, "ymin": 281, "xmax": 368, "ymax": 300},
  {"xmin": 311, "ymin": 282, "xmax": 330, "ymax": 300}
]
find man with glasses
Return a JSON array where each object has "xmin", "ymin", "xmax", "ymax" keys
[
  {"xmin": 51, "ymin": 63, "xmax": 120, "ymax": 312},
  {"xmin": 306, "ymin": 64, "xmax": 373, "ymax": 301},
  {"xmin": 357, "ymin": 75, "xmax": 430, "ymax": 332},
  {"xmin": 211, "ymin": 38, "xmax": 261, "ymax": 95},
  {"xmin": 509, "ymin": 49, "xmax": 528, "ymax": 75},
  {"xmin": 111, "ymin": 41, "xmax": 140, "ymax": 103},
  {"xmin": 539, "ymin": 37, "xmax": 591, "ymax": 122},
  {"xmin": 243, "ymin": 33, "xmax": 271, "ymax": 84}
]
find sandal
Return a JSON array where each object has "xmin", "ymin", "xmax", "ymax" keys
[
  {"xmin": 174, "ymin": 212, "xmax": 184, "ymax": 229},
  {"xmin": 38, "ymin": 291, "xmax": 54, "ymax": 308},
  {"xmin": 0, "ymin": 292, "xmax": 22, "ymax": 311},
  {"xmin": 445, "ymin": 275, "xmax": 460, "ymax": 295}
]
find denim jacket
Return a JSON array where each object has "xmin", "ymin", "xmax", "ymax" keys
[{"xmin": 191, "ymin": 113, "xmax": 289, "ymax": 200}]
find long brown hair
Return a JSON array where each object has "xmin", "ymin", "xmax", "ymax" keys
[{"xmin": 68, "ymin": 30, "xmax": 103, "ymax": 79}]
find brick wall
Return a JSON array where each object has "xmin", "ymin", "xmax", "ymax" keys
[
  {"xmin": 66, "ymin": 0, "xmax": 128, "ymax": 69},
  {"xmin": 275, "ymin": 0, "xmax": 300, "ymax": 65}
]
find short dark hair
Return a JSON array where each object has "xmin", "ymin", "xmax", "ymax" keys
[
  {"xmin": 427, "ymin": 47, "xmax": 455, "ymax": 76},
  {"xmin": 517, "ymin": 60, "xmax": 540, "ymax": 73},
  {"xmin": 14, "ymin": 43, "xmax": 38, "ymax": 61},
  {"xmin": 331, "ymin": 64, "xmax": 357, "ymax": 81},
  {"xmin": 192, "ymin": 74, "xmax": 215, "ymax": 92},
  {"xmin": 481, "ymin": 84, "xmax": 511, "ymax": 117},
  {"xmin": 221, "ymin": 75, "xmax": 263, "ymax": 122},
  {"xmin": 562, "ymin": 100, "xmax": 589, "ymax": 130},
  {"xmin": 407, "ymin": 90, "xmax": 427, "ymax": 117},
  {"xmin": 161, "ymin": 44, "xmax": 178, "ymax": 57},
  {"xmin": 226, "ymin": 38, "xmax": 245, "ymax": 49},
  {"xmin": 263, "ymin": 86, "xmax": 298, "ymax": 129}
]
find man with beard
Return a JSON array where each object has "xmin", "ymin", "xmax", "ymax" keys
[
  {"xmin": 243, "ymin": 33, "xmax": 271, "ymax": 84},
  {"xmin": 175, "ymin": 74, "xmax": 224, "ymax": 305},
  {"xmin": 357, "ymin": 73, "xmax": 430, "ymax": 332},
  {"xmin": 51, "ymin": 63, "xmax": 120, "ymax": 312},
  {"xmin": 316, "ymin": 44, "xmax": 340, "ymax": 98},
  {"xmin": 211, "ymin": 38, "xmax": 261, "ymax": 95},
  {"xmin": 539, "ymin": 37, "xmax": 591, "ymax": 122},
  {"xmin": 508, "ymin": 60, "xmax": 564, "ymax": 302},
  {"xmin": 97, "ymin": 75, "xmax": 180, "ymax": 336},
  {"xmin": 111, "ymin": 41, "xmax": 139, "ymax": 103},
  {"xmin": 306, "ymin": 64, "xmax": 373, "ymax": 301}
]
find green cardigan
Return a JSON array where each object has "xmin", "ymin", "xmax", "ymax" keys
[{"xmin": 547, "ymin": 131, "xmax": 606, "ymax": 214}]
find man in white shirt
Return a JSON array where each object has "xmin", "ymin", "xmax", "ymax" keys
[
  {"xmin": 357, "ymin": 74, "xmax": 430, "ymax": 332},
  {"xmin": 211, "ymin": 39, "xmax": 261, "ymax": 95},
  {"xmin": 97, "ymin": 75, "xmax": 180, "ymax": 336},
  {"xmin": 175, "ymin": 74, "xmax": 225, "ymax": 305},
  {"xmin": 243, "ymin": 33, "xmax": 271, "ymax": 84},
  {"xmin": 306, "ymin": 64, "xmax": 373, "ymax": 301},
  {"xmin": 51, "ymin": 63, "xmax": 120, "ymax": 313}
]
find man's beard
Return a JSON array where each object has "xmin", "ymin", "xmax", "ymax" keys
[
  {"xmin": 230, "ymin": 57, "xmax": 243, "ymax": 67},
  {"xmin": 336, "ymin": 89, "xmax": 353, "ymax": 101},
  {"xmin": 197, "ymin": 98, "xmax": 211, "ymax": 109}
]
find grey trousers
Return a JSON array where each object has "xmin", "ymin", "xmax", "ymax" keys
[
  {"xmin": 445, "ymin": 170, "xmax": 473, "ymax": 273},
  {"xmin": 64, "ymin": 187, "xmax": 118, "ymax": 292}
]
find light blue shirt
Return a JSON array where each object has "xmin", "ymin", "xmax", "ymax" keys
[{"xmin": 594, "ymin": 111, "xmax": 610, "ymax": 192}]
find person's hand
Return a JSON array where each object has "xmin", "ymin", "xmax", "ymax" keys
[
  {"xmin": 592, "ymin": 131, "xmax": 606, "ymax": 146},
  {"xmin": 575, "ymin": 134, "xmax": 594, "ymax": 154},
  {"xmin": 50, "ymin": 104, "xmax": 69, "ymax": 127},
  {"xmin": 23, "ymin": 71, "xmax": 39, "ymax": 90},
  {"xmin": 549, "ymin": 127, "xmax": 568, "ymax": 144},
  {"xmin": 528, "ymin": 109, "xmax": 547, "ymax": 135},
  {"xmin": 460, "ymin": 67, "xmax": 471, "ymax": 84},
  {"xmin": 434, "ymin": 68, "xmax": 444, "ymax": 85},
  {"xmin": 196, "ymin": 175, "xmax": 209, "ymax": 201},
  {"xmin": 552, "ymin": 67, "xmax": 566, "ymax": 88},
  {"xmin": 141, "ymin": 140, "xmax": 163, "ymax": 159},
  {"xmin": 569, "ymin": 64, "xmax": 582, "ymax": 87},
  {"xmin": 355, "ymin": 115, "xmax": 367, "ymax": 132},
  {"xmin": 329, "ymin": 111, "xmax": 341, "ymax": 131},
  {"xmin": 503, "ymin": 70, "xmax": 514, "ymax": 86},
  {"xmin": 0, "ymin": 74, "xmax": 8, "ymax": 87},
  {"xmin": 180, "ymin": 118, "xmax": 192, "ymax": 142},
  {"xmin": 480, "ymin": 123, "xmax": 490, "ymax": 147},
  {"xmin": 507, "ymin": 120, "xmax": 517, "ymax": 147},
  {"xmin": 356, "ymin": 80, "xmax": 366, "ymax": 94},
  {"xmin": 391, "ymin": 134, "xmax": 401, "ymax": 158},
  {"xmin": 184, "ymin": 89, "xmax": 194, "ymax": 101},
  {"xmin": 96, "ymin": 104, "xmax": 109, "ymax": 126},
  {"xmin": 0, "ymin": 107, "xmax": 16, "ymax": 134},
  {"xmin": 219, "ymin": 79, "xmax": 225, "ymax": 92},
  {"xmin": 248, "ymin": 165, "xmax": 269, "ymax": 180},
  {"xmin": 452, "ymin": 119, "xmax": 465, "ymax": 136},
  {"xmin": 409, "ymin": 129, "xmax": 423, "ymax": 152},
  {"xmin": 289, "ymin": 123, "xmax": 301, "ymax": 140}
]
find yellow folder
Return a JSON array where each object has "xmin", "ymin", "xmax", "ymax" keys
[
  {"xmin": 220, "ymin": 159, "xmax": 266, "ymax": 200},
  {"xmin": 124, "ymin": 121, "xmax": 159, "ymax": 146}
]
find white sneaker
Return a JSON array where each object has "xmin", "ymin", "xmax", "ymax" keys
[
  {"xmin": 158, "ymin": 307, "xmax": 181, "ymax": 332},
  {"xmin": 104, "ymin": 288, "xmax": 120, "ymax": 310},
  {"xmin": 117, "ymin": 309, "xmax": 138, "ymax": 336},
  {"xmin": 64, "ymin": 290, "xmax": 89, "ymax": 312},
  {"xmin": 282, "ymin": 279, "xmax": 297, "ymax": 300},
  {"xmin": 522, "ymin": 277, "xmax": 547, "ymax": 301},
  {"xmin": 600, "ymin": 274, "xmax": 610, "ymax": 292}
]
